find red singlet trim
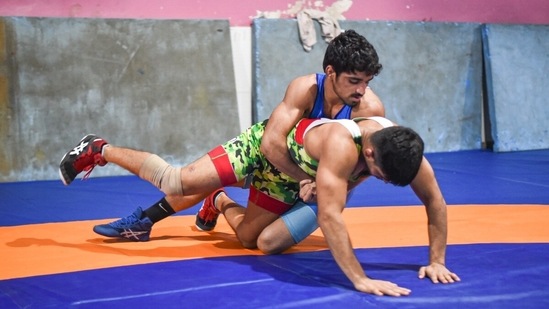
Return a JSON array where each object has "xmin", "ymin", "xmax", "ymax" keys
[
  {"xmin": 208, "ymin": 145, "xmax": 237, "ymax": 186},
  {"xmin": 249, "ymin": 186, "xmax": 293, "ymax": 215}
]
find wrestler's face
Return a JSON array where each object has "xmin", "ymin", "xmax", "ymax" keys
[
  {"xmin": 364, "ymin": 157, "xmax": 390, "ymax": 184},
  {"xmin": 331, "ymin": 70, "xmax": 374, "ymax": 107},
  {"xmin": 370, "ymin": 165, "xmax": 390, "ymax": 183}
]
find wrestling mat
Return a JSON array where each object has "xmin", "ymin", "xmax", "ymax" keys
[{"xmin": 1, "ymin": 150, "xmax": 548, "ymax": 308}]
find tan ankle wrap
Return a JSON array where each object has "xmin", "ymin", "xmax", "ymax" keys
[{"xmin": 138, "ymin": 154, "xmax": 183, "ymax": 196}]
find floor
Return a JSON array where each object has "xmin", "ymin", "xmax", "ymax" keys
[{"xmin": 1, "ymin": 149, "xmax": 549, "ymax": 308}]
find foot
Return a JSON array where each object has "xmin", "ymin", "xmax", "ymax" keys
[
  {"xmin": 59, "ymin": 134, "xmax": 108, "ymax": 185},
  {"xmin": 93, "ymin": 207, "xmax": 153, "ymax": 241},
  {"xmin": 195, "ymin": 189, "xmax": 224, "ymax": 231}
]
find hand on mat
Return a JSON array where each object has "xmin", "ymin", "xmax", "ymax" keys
[
  {"xmin": 299, "ymin": 179, "xmax": 317, "ymax": 203},
  {"xmin": 355, "ymin": 278, "xmax": 411, "ymax": 296},
  {"xmin": 418, "ymin": 263, "xmax": 461, "ymax": 284}
]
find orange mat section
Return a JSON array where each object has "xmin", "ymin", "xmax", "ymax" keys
[{"xmin": 2, "ymin": 204, "xmax": 548, "ymax": 280}]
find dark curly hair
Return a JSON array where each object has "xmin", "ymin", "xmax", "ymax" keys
[
  {"xmin": 370, "ymin": 126, "xmax": 424, "ymax": 186},
  {"xmin": 323, "ymin": 29, "xmax": 382, "ymax": 76}
]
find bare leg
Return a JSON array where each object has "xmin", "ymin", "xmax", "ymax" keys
[
  {"xmin": 101, "ymin": 146, "xmax": 296, "ymax": 250},
  {"xmin": 215, "ymin": 192, "xmax": 297, "ymax": 252},
  {"xmin": 91, "ymin": 145, "xmax": 243, "ymax": 242},
  {"xmin": 215, "ymin": 192, "xmax": 300, "ymax": 254},
  {"xmin": 102, "ymin": 145, "xmax": 151, "ymax": 175},
  {"xmin": 145, "ymin": 179, "xmax": 248, "ymax": 223},
  {"xmin": 164, "ymin": 194, "xmax": 209, "ymax": 212},
  {"xmin": 103, "ymin": 145, "xmax": 223, "ymax": 197},
  {"xmin": 216, "ymin": 192, "xmax": 246, "ymax": 231},
  {"xmin": 257, "ymin": 219, "xmax": 297, "ymax": 255},
  {"xmin": 216, "ymin": 192, "xmax": 280, "ymax": 249}
]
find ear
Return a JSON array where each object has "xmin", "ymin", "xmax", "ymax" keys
[
  {"xmin": 325, "ymin": 65, "xmax": 335, "ymax": 76},
  {"xmin": 363, "ymin": 148, "xmax": 375, "ymax": 160}
]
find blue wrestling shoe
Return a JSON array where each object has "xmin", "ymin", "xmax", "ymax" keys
[{"xmin": 93, "ymin": 207, "xmax": 153, "ymax": 241}]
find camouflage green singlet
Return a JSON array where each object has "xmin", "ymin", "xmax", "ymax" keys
[
  {"xmin": 286, "ymin": 118, "xmax": 365, "ymax": 181},
  {"xmin": 220, "ymin": 119, "xmax": 300, "ymax": 205},
  {"xmin": 219, "ymin": 117, "xmax": 390, "ymax": 207}
]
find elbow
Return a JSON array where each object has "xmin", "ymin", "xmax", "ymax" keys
[
  {"xmin": 259, "ymin": 141, "xmax": 270, "ymax": 158},
  {"xmin": 260, "ymin": 137, "xmax": 278, "ymax": 160},
  {"xmin": 259, "ymin": 136, "xmax": 272, "ymax": 159}
]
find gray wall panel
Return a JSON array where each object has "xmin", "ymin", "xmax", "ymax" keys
[
  {"xmin": 482, "ymin": 24, "xmax": 549, "ymax": 152},
  {"xmin": 0, "ymin": 17, "xmax": 239, "ymax": 182},
  {"xmin": 253, "ymin": 19, "xmax": 483, "ymax": 153}
]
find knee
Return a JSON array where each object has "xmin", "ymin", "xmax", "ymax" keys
[
  {"xmin": 257, "ymin": 228, "xmax": 285, "ymax": 255},
  {"xmin": 139, "ymin": 154, "xmax": 183, "ymax": 196},
  {"xmin": 235, "ymin": 230, "xmax": 258, "ymax": 250},
  {"xmin": 238, "ymin": 238, "xmax": 257, "ymax": 250}
]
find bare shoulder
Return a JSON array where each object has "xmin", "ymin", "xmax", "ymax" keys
[
  {"xmin": 318, "ymin": 121, "xmax": 360, "ymax": 149},
  {"xmin": 284, "ymin": 73, "xmax": 320, "ymax": 110},
  {"xmin": 306, "ymin": 121, "xmax": 358, "ymax": 162},
  {"xmin": 289, "ymin": 73, "xmax": 319, "ymax": 90},
  {"xmin": 319, "ymin": 124, "xmax": 361, "ymax": 169}
]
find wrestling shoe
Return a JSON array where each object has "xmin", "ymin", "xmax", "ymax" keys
[
  {"xmin": 59, "ymin": 134, "xmax": 108, "ymax": 185},
  {"xmin": 195, "ymin": 189, "xmax": 224, "ymax": 231},
  {"xmin": 93, "ymin": 207, "xmax": 153, "ymax": 241}
]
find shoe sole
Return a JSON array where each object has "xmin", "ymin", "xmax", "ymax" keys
[
  {"xmin": 58, "ymin": 169, "xmax": 70, "ymax": 186},
  {"xmin": 195, "ymin": 223, "xmax": 215, "ymax": 232},
  {"xmin": 194, "ymin": 189, "xmax": 224, "ymax": 231},
  {"xmin": 93, "ymin": 226, "xmax": 150, "ymax": 242}
]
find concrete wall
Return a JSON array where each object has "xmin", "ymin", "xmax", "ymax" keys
[
  {"xmin": 482, "ymin": 24, "xmax": 549, "ymax": 152},
  {"xmin": 0, "ymin": 1, "xmax": 547, "ymax": 182},
  {"xmin": 0, "ymin": 17, "xmax": 240, "ymax": 182},
  {"xmin": 253, "ymin": 19, "xmax": 483, "ymax": 153}
]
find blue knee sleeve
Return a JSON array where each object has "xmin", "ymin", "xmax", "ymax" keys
[
  {"xmin": 282, "ymin": 191, "xmax": 354, "ymax": 243},
  {"xmin": 281, "ymin": 201, "xmax": 318, "ymax": 244}
]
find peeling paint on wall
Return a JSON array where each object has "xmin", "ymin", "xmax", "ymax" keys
[
  {"xmin": 254, "ymin": 1, "xmax": 353, "ymax": 51},
  {"xmin": 253, "ymin": 0, "xmax": 353, "ymax": 21}
]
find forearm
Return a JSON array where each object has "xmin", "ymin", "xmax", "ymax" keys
[
  {"xmin": 262, "ymin": 141, "xmax": 313, "ymax": 182},
  {"xmin": 411, "ymin": 158, "xmax": 449, "ymax": 266},
  {"xmin": 318, "ymin": 214, "xmax": 368, "ymax": 285},
  {"xmin": 427, "ymin": 202, "xmax": 448, "ymax": 265},
  {"xmin": 428, "ymin": 222, "xmax": 447, "ymax": 265}
]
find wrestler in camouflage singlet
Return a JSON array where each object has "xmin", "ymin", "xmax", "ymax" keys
[
  {"xmin": 286, "ymin": 118, "xmax": 366, "ymax": 182},
  {"xmin": 217, "ymin": 117, "xmax": 372, "ymax": 212},
  {"xmin": 218, "ymin": 119, "xmax": 300, "ymax": 207},
  {"xmin": 214, "ymin": 75, "xmax": 380, "ymax": 214}
]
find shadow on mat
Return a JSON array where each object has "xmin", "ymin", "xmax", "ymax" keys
[
  {"xmin": 6, "ymin": 231, "xmax": 327, "ymax": 260},
  {"xmin": 208, "ymin": 251, "xmax": 422, "ymax": 291}
]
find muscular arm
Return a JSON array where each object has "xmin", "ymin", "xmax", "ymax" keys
[
  {"xmin": 410, "ymin": 158, "xmax": 460, "ymax": 283},
  {"xmin": 313, "ymin": 128, "xmax": 410, "ymax": 296},
  {"xmin": 261, "ymin": 76, "xmax": 386, "ymax": 182},
  {"xmin": 260, "ymin": 75, "xmax": 316, "ymax": 182}
]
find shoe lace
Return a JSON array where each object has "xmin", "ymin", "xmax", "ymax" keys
[
  {"xmin": 80, "ymin": 154, "xmax": 104, "ymax": 180},
  {"xmin": 201, "ymin": 206, "xmax": 219, "ymax": 223},
  {"xmin": 112, "ymin": 213, "xmax": 140, "ymax": 228},
  {"xmin": 82, "ymin": 165, "xmax": 96, "ymax": 180}
]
